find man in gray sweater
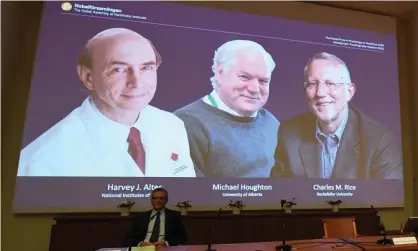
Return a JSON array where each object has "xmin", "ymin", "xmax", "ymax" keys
[{"xmin": 175, "ymin": 40, "xmax": 280, "ymax": 177}]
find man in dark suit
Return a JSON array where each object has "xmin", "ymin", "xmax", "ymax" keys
[
  {"xmin": 123, "ymin": 187, "xmax": 188, "ymax": 247},
  {"xmin": 270, "ymin": 52, "xmax": 403, "ymax": 179}
]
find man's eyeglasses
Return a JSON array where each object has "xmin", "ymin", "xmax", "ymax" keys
[
  {"xmin": 151, "ymin": 196, "xmax": 167, "ymax": 200},
  {"xmin": 304, "ymin": 81, "xmax": 351, "ymax": 91}
]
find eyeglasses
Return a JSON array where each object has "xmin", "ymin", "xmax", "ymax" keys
[
  {"xmin": 304, "ymin": 81, "xmax": 351, "ymax": 91},
  {"xmin": 151, "ymin": 196, "xmax": 167, "ymax": 200}
]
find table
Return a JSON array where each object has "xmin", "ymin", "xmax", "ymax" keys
[
  {"xmin": 97, "ymin": 238, "xmax": 358, "ymax": 251},
  {"xmin": 341, "ymin": 236, "xmax": 418, "ymax": 251},
  {"xmin": 96, "ymin": 236, "xmax": 418, "ymax": 251}
]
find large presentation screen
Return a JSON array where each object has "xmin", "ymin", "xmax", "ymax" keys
[{"xmin": 13, "ymin": 1, "xmax": 404, "ymax": 212}]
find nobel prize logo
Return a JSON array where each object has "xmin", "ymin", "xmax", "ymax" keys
[{"xmin": 61, "ymin": 2, "xmax": 72, "ymax": 11}]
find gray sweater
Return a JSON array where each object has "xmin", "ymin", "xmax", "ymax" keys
[{"xmin": 174, "ymin": 99, "xmax": 280, "ymax": 177}]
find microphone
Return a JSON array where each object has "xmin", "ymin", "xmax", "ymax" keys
[
  {"xmin": 216, "ymin": 207, "xmax": 222, "ymax": 219},
  {"xmin": 371, "ymin": 205, "xmax": 393, "ymax": 245},
  {"xmin": 275, "ymin": 224, "xmax": 292, "ymax": 251},
  {"xmin": 204, "ymin": 208, "xmax": 222, "ymax": 251}
]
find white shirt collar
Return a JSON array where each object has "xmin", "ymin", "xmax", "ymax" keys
[
  {"xmin": 152, "ymin": 208, "xmax": 166, "ymax": 215},
  {"xmin": 205, "ymin": 90, "xmax": 257, "ymax": 118},
  {"xmin": 83, "ymin": 96, "xmax": 150, "ymax": 152}
]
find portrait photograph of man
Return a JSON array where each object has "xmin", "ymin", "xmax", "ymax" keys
[
  {"xmin": 175, "ymin": 40, "xmax": 280, "ymax": 178},
  {"xmin": 17, "ymin": 28, "xmax": 196, "ymax": 178},
  {"xmin": 270, "ymin": 52, "xmax": 403, "ymax": 179}
]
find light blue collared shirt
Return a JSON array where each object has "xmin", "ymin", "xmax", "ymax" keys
[{"xmin": 315, "ymin": 110, "xmax": 349, "ymax": 178}]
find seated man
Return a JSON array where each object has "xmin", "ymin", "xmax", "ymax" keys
[{"xmin": 123, "ymin": 188, "xmax": 188, "ymax": 247}]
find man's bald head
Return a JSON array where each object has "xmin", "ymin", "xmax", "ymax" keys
[{"xmin": 78, "ymin": 28, "xmax": 162, "ymax": 69}]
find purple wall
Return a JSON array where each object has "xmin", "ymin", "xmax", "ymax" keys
[{"xmin": 22, "ymin": 1, "xmax": 401, "ymax": 150}]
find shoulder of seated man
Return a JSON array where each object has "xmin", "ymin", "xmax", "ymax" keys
[
  {"xmin": 280, "ymin": 112, "xmax": 311, "ymax": 132},
  {"xmin": 351, "ymin": 110, "xmax": 395, "ymax": 145}
]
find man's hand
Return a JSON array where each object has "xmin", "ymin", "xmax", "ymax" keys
[
  {"xmin": 154, "ymin": 241, "xmax": 167, "ymax": 247},
  {"xmin": 140, "ymin": 242, "xmax": 154, "ymax": 246}
]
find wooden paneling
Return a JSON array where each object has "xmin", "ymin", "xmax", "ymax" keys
[{"xmin": 49, "ymin": 209, "xmax": 381, "ymax": 251}]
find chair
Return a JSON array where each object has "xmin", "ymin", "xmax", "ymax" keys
[{"xmin": 323, "ymin": 217, "xmax": 358, "ymax": 238}]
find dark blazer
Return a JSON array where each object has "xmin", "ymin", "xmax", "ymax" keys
[
  {"xmin": 270, "ymin": 106, "xmax": 403, "ymax": 179},
  {"xmin": 123, "ymin": 208, "xmax": 188, "ymax": 247}
]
